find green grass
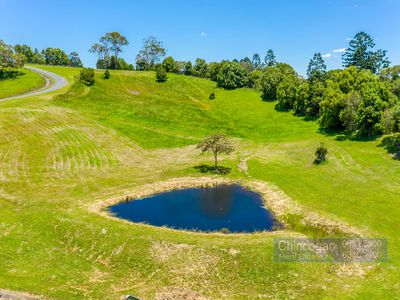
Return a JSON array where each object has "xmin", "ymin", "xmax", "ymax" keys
[
  {"xmin": 0, "ymin": 68, "xmax": 45, "ymax": 98},
  {"xmin": 0, "ymin": 66, "xmax": 399, "ymax": 299}
]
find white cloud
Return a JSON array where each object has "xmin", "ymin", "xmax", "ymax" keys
[
  {"xmin": 322, "ymin": 53, "xmax": 332, "ymax": 58},
  {"xmin": 346, "ymin": 38, "xmax": 351, "ymax": 41},
  {"xmin": 333, "ymin": 48, "xmax": 346, "ymax": 53},
  {"xmin": 200, "ymin": 32, "xmax": 207, "ymax": 36}
]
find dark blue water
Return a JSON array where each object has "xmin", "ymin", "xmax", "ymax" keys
[{"xmin": 108, "ymin": 184, "xmax": 278, "ymax": 233}]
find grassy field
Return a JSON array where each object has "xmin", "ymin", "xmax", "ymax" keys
[
  {"xmin": 0, "ymin": 68, "xmax": 45, "ymax": 99},
  {"xmin": 0, "ymin": 66, "xmax": 399, "ymax": 299}
]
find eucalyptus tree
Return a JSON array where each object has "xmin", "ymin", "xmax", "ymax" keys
[
  {"xmin": 265, "ymin": 49, "xmax": 277, "ymax": 67},
  {"xmin": 135, "ymin": 36, "xmax": 166, "ymax": 70},
  {"xmin": 252, "ymin": 53, "xmax": 261, "ymax": 68},
  {"xmin": 89, "ymin": 43, "xmax": 110, "ymax": 69},
  {"xmin": 101, "ymin": 32, "xmax": 129, "ymax": 63}
]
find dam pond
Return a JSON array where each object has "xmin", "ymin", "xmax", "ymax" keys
[{"xmin": 108, "ymin": 184, "xmax": 279, "ymax": 233}]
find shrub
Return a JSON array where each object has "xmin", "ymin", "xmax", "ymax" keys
[
  {"xmin": 216, "ymin": 62, "xmax": 248, "ymax": 89},
  {"xmin": 104, "ymin": 69, "xmax": 110, "ymax": 79},
  {"xmin": 79, "ymin": 68, "xmax": 95, "ymax": 86},
  {"xmin": 162, "ymin": 56, "xmax": 178, "ymax": 73},
  {"xmin": 209, "ymin": 92, "xmax": 215, "ymax": 100},
  {"xmin": 220, "ymin": 227, "xmax": 230, "ymax": 234},
  {"xmin": 314, "ymin": 143, "xmax": 328, "ymax": 164},
  {"xmin": 156, "ymin": 65, "xmax": 167, "ymax": 82},
  {"xmin": 380, "ymin": 133, "xmax": 400, "ymax": 159},
  {"xmin": 276, "ymin": 75, "xmax": 300, "ymax": 110},
  {"xmin": 260, "ymin": 63, "xmax": 297, "ymax": 100}
]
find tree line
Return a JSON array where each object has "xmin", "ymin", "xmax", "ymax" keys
[
  {"xmin": 0, "ymin": 39, "xmax": 83, "ymax": 75},
  {"xmin": 3, "ymin": 31, "xmax": 400, "ymax": 145}
]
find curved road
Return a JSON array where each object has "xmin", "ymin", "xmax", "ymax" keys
[{"xmin": 0, "ymin": 66, "xmax": 68, "ymax": 102}]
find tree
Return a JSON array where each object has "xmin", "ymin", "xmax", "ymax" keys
[
  {"xmin": 208, "ymin": 62, "xmax": 222, "ymax": 81},
  {"xmin": 32, "ymin": 48, "xmax": 45, "ymax": 64},
  {"xmin": 136, "ymin": 36, "xmax": 166, "ymax": 70},
  {"xmin": 342, "ymin": 32, "xmax": 390, "ymax": 74},
  {"xmin": 41, "ymin": 47, "xmax": 69, "ymax": 65},
  {"xmin": 265, "ymin": 49, "xmax": 277, "ymax": 67},
  {"xmin": 307, "ymin": 53, "xmax": 326, "ymax": 81},
  {"xmin": 260, "ymin": 63, "xmax": 296, "ymax": 100},
  {"xmin": 68, "ymin": 52, "xmax": 83, "ymax": 67},
  {"xmin": 293, "ymin": 81, "xmax": 311, "ymax": 115},
  {"xmin": 101, "ymin": 32, "xmax": 128, "ymax": 63},
  {"xmin": 109, "ymin": 56, "xmax": 118, "ymax": 69},
  {"xmin": 184, "ymin": 61, "xmax": 193, "ymax": 75},
  {"xmin": 216, "ymin": 62, "xmax": 249, "ymax": 89},
  {"xmin": 276, "ymin": 74, "xmax": 300, "ymax": 109},
  {"xmin": 252, "ymin": 53, "xmax": 261, "ymax": 69},
  {"xmin": 196, "ymin": 134, "xmax": 234, "ymax": 168},
  {"xmin": 79, "ymin": 68, "xmax": 95, "ymax": 86},
  {"xmin": 89, "ymin": 43, "xmax": 110, "ymax": 69},
  {"xmin": 193, "ymin": 58, "xmax": 208, "ymax": 77},
  {"xmin": 104, "ymin": 69, "xmax": 110, "ymax": 79},
  {"xmin": 156, "ymin": 65, "xmax": 167, "ymax": 82},
  {"xmin": 162, "ymin": 56, "xmax": 178, "ymax": 73},
  {"xmin": 239, "ymin": 57, "xmax": 254, "ymax": 73},
  {"xmin": 0, "ymin": 40, "xmax": 26, "ymax": 69},
  {"xmin": 14, "ymin": 44, "xmax": 34, "ymax": 63},
  {"xmin": 314, "ymin": 143, "xmax": 328, "ymax": 164},
  {"xmin": 117, "ymin": 57, "xmax": 134, "ymax": 70}
]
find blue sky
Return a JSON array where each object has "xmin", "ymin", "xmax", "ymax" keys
[{"xmin": 1, "ymin": 0, "xmax": 399, "ymax": 75}]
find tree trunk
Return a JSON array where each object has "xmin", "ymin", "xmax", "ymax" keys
[{"xmin": 214, "ymin": 151, "xmax": 218, "ymax": 168}]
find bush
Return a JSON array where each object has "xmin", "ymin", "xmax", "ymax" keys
[
  {"xmin": 216, "ymin": 62, "xmax": 248, "ymax": 89},
  {"xmin": 156, "ymin": 66, "xmax": 167, "ymax": 82},
  {"xmin": 162, "ymin": 56, "xmax": 178, "ymax": 73},
  {"xmin": 314, "ymin": 143, "xmax": 328, "ymax": 164},
  {"xmin": 220, "ymin": 227, "xmax": 230, "ymax": 234},
  {"xmin": 79, "ymin": 68, "xmax": 95, "ymax": 86},
  {"xmin": 276, "ymin": 75, "xmax": 300, "ymax": 110},
  {"xmin": 0, "ymin": 68, "xmax": 24, "ymax": 80},
  {"xmin": 209, "ymin": 92, "xmax": 215, "ymax": 100},
  {"xmin": 380, "ymin": 133, "xmax": 400, "ymax": 159},
  {"xmin": 104, "ymin": 69, "xmax": 110, "ymax": 79},
  {"xmin": 260, "ymin": 63, "xmax": 297, "ymax": 100}
]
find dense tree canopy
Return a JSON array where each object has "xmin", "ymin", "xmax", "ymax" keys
[
  {"xmin": 260, "ymin": 63, "xmax": 297, "ymax": 100},
  {"xmin": 0, "ymin": 40, "xmax": 26, "ymax": 69},
  {"xmin": 14, "ymin": 44, "xmax": 34, "ymax": 63},
  {"xmin": 41, "ymin": 47, "xmax": 69, "ymax": 66}
]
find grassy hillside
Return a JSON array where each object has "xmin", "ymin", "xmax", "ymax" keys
[
  {"xmin": 0, "ymin": 65, "xmax": 399, "ymax": 299},
  {"xmin": 0, "ymin": 68, "xmax": 45, "ymax": 98}
]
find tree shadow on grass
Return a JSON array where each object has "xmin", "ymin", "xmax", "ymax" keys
[
  {"xmin": 194, "ymin": 164, "xmax": 231, "ymax": 175},
  {"xmin": 317, "ymin": 127, "xmax": 381, "ymax": 142},
  {"xmin": 0, "ymin": 69, "xmax": 24, "ymax": 81},
  {"xmin": 378, "ymin": 135, "xmax": 400, "ymax": 160}
]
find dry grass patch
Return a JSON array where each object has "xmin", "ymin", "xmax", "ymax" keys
[
  {"xmin": 154, "ymin": 288, "xmax": 209, "ymax": 300},
  {"xmin": 151, "ymin": 241, "xmax": 218, "ymax": 277}
]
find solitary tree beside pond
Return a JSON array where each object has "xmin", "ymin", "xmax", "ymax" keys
[{"xmin": 197, "ymin": 134, "xmax": 234, "ymax": 169}]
